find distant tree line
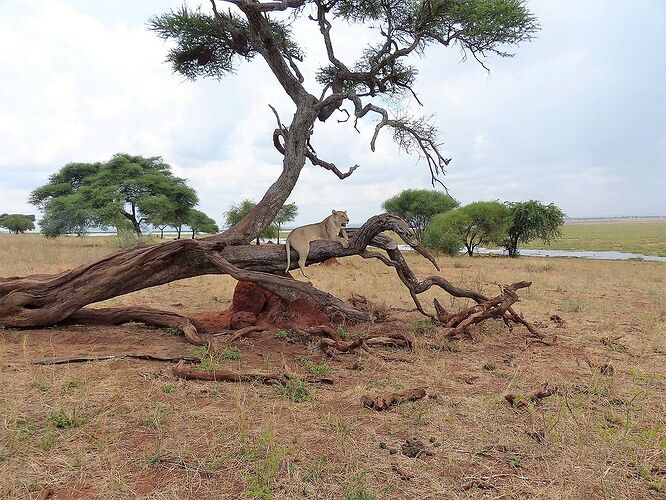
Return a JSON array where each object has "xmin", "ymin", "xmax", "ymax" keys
[
  {"xmin": 383, "ymin": 189, "xmax": 565, "ymax": 257},
  {"xmin": 29, "ymin": 154, "xmax": 218, "ymax": 239}
]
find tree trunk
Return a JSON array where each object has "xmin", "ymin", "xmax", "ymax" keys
[{"xmin": 176, "ymin": 225, "xmax": 182, "ymax": 239}]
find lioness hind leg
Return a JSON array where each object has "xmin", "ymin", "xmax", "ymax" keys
[
  {"xmin": 290, "ymin": 239, "xmax": 311, "ymax": 278},
  {"xmin": 298, "ymin": 256, "xmax": 309, "ymax": 278}
]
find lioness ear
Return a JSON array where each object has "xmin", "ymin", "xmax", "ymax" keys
[{"xmin": 332, "ymin": 210, "xmax": 337, "ymax": 214}]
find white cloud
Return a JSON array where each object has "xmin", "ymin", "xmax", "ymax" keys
[{"xmin": 0, "ymin": 0, "xmax": 664, "ymax": 226}]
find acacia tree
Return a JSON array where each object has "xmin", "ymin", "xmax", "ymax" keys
[
  {"xmin": 272, "ymin": 202, "xmax": 298, "ymax": 244},
  {"xmin": 0, "ymin": 1, "xmax": 541, "ymax": 346},
  {"xmin": 383, "ymin": 189, "xmax": 459, "ymax": 241},
  {"xmin": 0, "ymin": 214, "xmax": 36, "ymax": 234},
  {"xmin": 189, "ymin": 209, "xmax": 220, "ymax": 238},
  {"xmin": 31, "ymin": 154, "xmax": 198, "ymax": 237},
  {"xmin": 225, "ymin": 199, "xmax": 279, "ymax": 243},
  {"xmin": 425, "ymin": 201, "xmax": 509, "ymax": 256},
  {"xmin": 501, "ymin": 200, "xmax": 565, "ymax": 257}
]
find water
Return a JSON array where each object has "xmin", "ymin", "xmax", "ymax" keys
[{"xmin": 395, "ymin": 245, "xmax": 666, "ymax": 262}]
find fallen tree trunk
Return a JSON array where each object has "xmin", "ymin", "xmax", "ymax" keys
[{"xmin": 0, "ymin": 214, "xmax": 539, "ymax": 346}]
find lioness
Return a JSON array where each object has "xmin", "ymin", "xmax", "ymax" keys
[{"xmin": 285, "ymin": 210, "xmax": 350, "ymax": 277}]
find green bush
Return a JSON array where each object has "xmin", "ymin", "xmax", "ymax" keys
[{"xmin": 423, "ymin": 213, "xmax": 465, "ymax": 256}]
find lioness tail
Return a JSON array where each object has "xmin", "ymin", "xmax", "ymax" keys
[{"xmin": 285, "ymin": 236, "xmax": 291, "ymax": 273}]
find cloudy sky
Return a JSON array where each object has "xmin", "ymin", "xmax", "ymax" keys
[{"xmin": 1, "ymin": 0, "xmax": 664, "ymax": 228}]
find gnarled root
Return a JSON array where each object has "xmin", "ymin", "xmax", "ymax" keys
[
  {"xmin": 294, "ymin": 325, "xmax": 413, "ymax": 356},
  {"xmin": 59, "ymin": 306, "xmax": 210, "ymax": 346},
  {"xmin": 0, "ymin": 213, "xmax": 541, "ymax": 347}
]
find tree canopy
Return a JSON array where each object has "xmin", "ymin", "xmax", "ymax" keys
[
  {"xmin": 272, "ymin": 202, "xmax": 298, "ymax": 243},
  {"xmin": 225, "ymin": 199, "xmax": 279, "ymax": 244},
  {"xmin": 188, "ymin": 209, "xmax": 220, "ymax": 238},
  {"xmin": 425, "ymin": 201, "xmax": 508, "ymax": 256},
  {"xmin": 502, "ymin": 200, "xmax": 565, "ymax": 257},
  {"xmin": 382, "ymin": 189, "xmax": 459, "ymax": 241},
  {"xmin": 30, "ymin": 154, "xmax": 199, "ymax": 237},
  {"xmin": 0, "ymin": 213, "xmax": 36, "ymax": 234}
]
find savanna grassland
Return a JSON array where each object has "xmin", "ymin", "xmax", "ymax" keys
[
  {"xmin": 0, "ymin": 233, "xmax": 665, "ymax": 499},
  {"xmin": 524, "ymin": 219, "xmax": 666, "ymax": 256}
]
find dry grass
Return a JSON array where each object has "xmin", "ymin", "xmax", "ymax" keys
[{"xmin": 1, "ymin": 236, "xmax": 665, "ymax": 499}]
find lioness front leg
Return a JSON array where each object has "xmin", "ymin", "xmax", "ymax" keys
[{"xmin": 338, "ymin": 228, "xmax": 350, "ymax": 248}]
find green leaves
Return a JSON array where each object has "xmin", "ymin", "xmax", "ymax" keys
[
  {"xmin": 382, "ymin": 189, "xmax": 458, "ymax": 241},
  {"xmin": 0, "ymin": 214, "xmax": 36, "ymax": 234},
  {"xmin": 503, "ymin": 200, "xmax": 565, "ymax": 257},
  {"xmin": 424, "ymin": 200, "xmax": 509, "ymax": 255},
  {"xmin": 30, "ymin": 153, "xmax": 199, "ymax": 237},
  {"xmin": 148, "ymin": 6, "xmax": 302, "ymax": 81}
]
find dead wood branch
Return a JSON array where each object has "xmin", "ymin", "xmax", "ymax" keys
[
  {"xmin": 172, "ymin": 363, "xmax": 333, "ymax": 385},
  {"xmin": 505, "ymin": 383, "xmax": 559, "ymax": 408},
  {"xmin": 6, "ymin": 354, "xmax": 199, "ymax": 366},
  {"xmin": 1, "ymin": 213, "xmax": 539, "ymax": 349},
  {"xmin": 59, "ymin": 306, "xmax": 210, "ymax": 345},
  {"xmin": 362, "ymin": 387, "xmax": 427, "ymax": 411},
  {"xmin": 296, "ymin": 325, "xmax": 413, "ymax": 355},
  {"xmin": 437, "ymin": 282, "xmax": 531, "ymax": 338},
  {"xmin": 391, "ymin": 462, "xmax": 414, "ymax": 480}
]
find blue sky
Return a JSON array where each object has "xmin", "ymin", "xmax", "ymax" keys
[{"xmin": 1, "ymin": 0, "xmax": 664, "ymax": 227}]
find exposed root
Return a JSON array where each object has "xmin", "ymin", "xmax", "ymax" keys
[
  {"xmin": 172, "ymin": 362, "xmax": 333, "ymax": 385},
  {"xmin": 436, "ymin": 281, "xmax": 531, "ymax": 338},
  {"xmin": 362, "ymin": 387, "xmax": 427, "ymax": 410},
  {"xmin": 214, "ymin": 325, "xmax": 267, "ymax": 343},
  {"xmin": 358, "ymin": 232, "xmax": 542, "ymax": 339},
  {"xmin": 294, "ymin": 325, "xmax": 413, "ymax": 355},
  {"xmin": 60, "ymin": 306, "xmax": 210, "ymax": 346},
  {"xmin": 1, "ymin": 213, "xmax": 541, "ymax": 350},
  {"xmin": 204, "ymin": 253, "xmax": 373, "ymax": 322}
]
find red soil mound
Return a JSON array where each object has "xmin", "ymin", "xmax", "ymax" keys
[
  {"xmin": 193, "ymin": 281, "xmax": 332, "ymax": 331},
  {"xmin": 319, "ymin": 257, "xmax": 340, "ymax": 266}
]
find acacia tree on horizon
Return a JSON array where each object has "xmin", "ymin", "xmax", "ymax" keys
[{"xmin": 0, "ymin": 0, "xmax": 542, "ymax": 346}]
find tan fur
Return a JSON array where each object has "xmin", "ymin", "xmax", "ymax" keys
[{"xmin": 285, "ymin": 210, "xmax": 350, "ymax": 277}]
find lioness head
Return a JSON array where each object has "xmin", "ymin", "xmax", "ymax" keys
[{"xmin": 331, "ymin": 210, "xmax": 349, "ymax": 227}]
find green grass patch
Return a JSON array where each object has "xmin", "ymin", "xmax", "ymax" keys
[
  {"xmin": 522, "ymin": 221, "xmax": 666, "ymax": 256},
  {"xmin": 277, "ymin": 379, "xmax": 311, "ymax": 403},
  {"xmin": 162, "ymin": 383, "xmax": 177, "ymax": 394},
  {"xmin": 222, "ymin": 347, "xmax": 242, "ymax": 360},
  {"xmin": 48, "ymin": 409, "xmax": 87, "ymax": 429}
]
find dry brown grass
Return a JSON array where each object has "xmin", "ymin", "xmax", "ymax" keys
[{"xmin": 1, "ymin": 235, "xmax": 665, "ymax": 499}]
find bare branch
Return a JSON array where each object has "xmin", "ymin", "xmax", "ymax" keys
[{"xmin": 306, "ymin": 140, "xmax": 360, "ymax": 179}]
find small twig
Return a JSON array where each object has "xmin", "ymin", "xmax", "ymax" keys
[
  {"xmin": 7, "ymin": 354, "xmax": 199, "ymax": 366},
  {"xmin": 391, "ymin": 462, "xmax": 414, "ymax": 480}
]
